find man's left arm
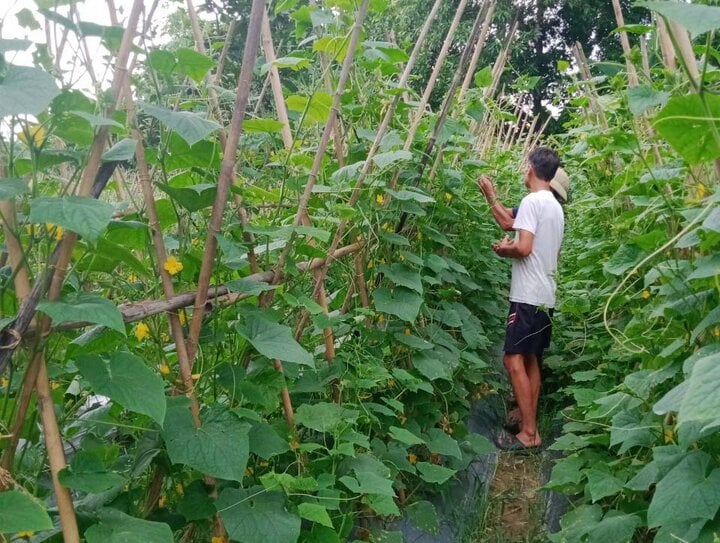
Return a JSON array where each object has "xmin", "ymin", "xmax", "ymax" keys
[{"xmin": 492, "ymin": 229, "xmax": 534, "ymax": 258}]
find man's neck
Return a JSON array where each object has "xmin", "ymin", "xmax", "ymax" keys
[{"xmin": 527, "ymin": 177, "xmax": 551, "ymax": 193}]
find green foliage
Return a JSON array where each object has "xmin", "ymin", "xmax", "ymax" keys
[{"xmin": 0, "ymin": 491, "xmax": 53, "ymax": 533}]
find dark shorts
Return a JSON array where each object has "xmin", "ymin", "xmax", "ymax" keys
[{"xmin": 503, "ymin": 302, "xmax": 554, "ymax": 358}]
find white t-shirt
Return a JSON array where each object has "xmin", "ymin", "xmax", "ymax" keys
[{"xmin": 510, "ymin": 190, "xmax": 564, "ymax": 308}]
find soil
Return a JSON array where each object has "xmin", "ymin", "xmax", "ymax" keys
[{"xmin": 476, "ymin": 451, "xmax": 545, "ymax": 542}]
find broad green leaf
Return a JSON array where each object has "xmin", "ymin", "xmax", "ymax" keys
[
  {"xmin": 638, "ymin": 1, "xmax": 720, "ymax": 38},
  {"xmin": 313, "ymin": 36, "xmax": 349, "ymax": 61},
  {"xmin": 58, "ymin": 450, "xmax": 125, "ymax": 493},
  {"xmin": 157, "ymin": 183, "xmax": 217, "ymax": 212},
  {"xmin": 140, "ymin": 102, "xmax": 221, "ymax": 146},
  {"xmin": 70, "ymin": 110, "xmax": 124, "ymax": 128},
  {"xmin": 627, "ymin": 85, "xmax": 668, "ymax": 116},
  {"xmin": 269, "ymin": 56, "xmax": 311, "ymax": 71},
  {"xmin": 654, "ymin": 93, "xmax": 720, "ymax": 165},
  {"xmin": 412, "ymin": 353, "xmax": 451, "ymax": 381},
  {"xmin": 244, "ymin": 118, "xmax": 286, "ymax": 133},
  {"xmin": 373, "ymin": 287, "xmax": 423, "ymax": 322},
  {"xmin": 0, "ymin": 64, "xmax": 60, "ymax": 118},
  {"xmin": 295, "ymin": 402, "xmax": 359, "ymax": 433},
  {"xmin": 703, "ymin": 207, "xmax": 720, "ymax": 232},
  {"xmin": 236, "ymin": 314, "xmax": 314, "ymax": 366},
  {"xmin": 85, "ymin": 509, "xmax": 173, "ymax": 543},
  {"xmin": 260, "ymin": 472, "xmax": 318, "ymax": 493},
  {"xmin": 372, "ymin": 150, "xmax": 413, "ymax": 169},
  {"xmin": 163, "ymin": 397, "xmax": 251, "ymax": 482},
  {"xmin": 586, "ymin": 512, "xmax": 641, "ymax": 543},
  {"xmin": 384, "ymin": 188, "xmax": 434, "ymax": 203},
  {"xmin": 603, "ymin": 244, "xmax": 643, "ymax": 276},
  {"xmin": 176, "ymin": 47, "xmax": 215, "ymax": 82},
  {"xmin": 29, "ymin": 196, "xmax": 114, "ymax": 242},
  {"xmin": 339, "ymin": 472, "xmax": 395, "ymax": 496},
  {"xmin": 102, "ymin": 138, "xmax": 137, "ymax": 161},
  {"xmin": 148, "ymin": 49, "xmax": 176, "ymax": 73},
  {"xmin": 610, "ymin": 408, "xmax": 658, "ymax": 453},
  {"xmin": 584, "ymin": 469, "xmax": 625, "ymax": 502},
  {"xmin": 16, "ymin": 8, "xmax": 41, "ymax": 30},
  {"xmin": 378, "ymin": 263, "xmax": 422, "ymax": 293},
  {"xmin": 407, "ymin": 500, "xmax": 439, "ymax": 535},
  {"xmin": 249, "ymin": 422, "xmax": 291, "ymax": 459},
  {"xmin": 298, "ymin": 503, "xmax": 333, "ymax": 528},
  {"xmin": 76, "ymin": 351, "xmax": 166, "ymax": 424},
  {"xmin": 690, "ymin": 305, "xmax": 720, "ymax": 342},
  {"xmin": 545, "ymin": 455, "xmax": 586, "ymax": 489},
  {"xmin": 217, "ymin": 488, "xmax": 301, "ymax": 543},
  {"xmin": 0, "ymin": 490, "xmax": 53, "ymax": 533},
  {"xmin": 226, "ymin": 278, "xmax": 278, "ymax": 296},
  {"xmin": 38, "ymin": 293, "xmax": 125, "ymax": 334},
  {"xmin": 394, "ymin": 333, "xmax": 433, "ymax": 350},
  {"xmin": 177, "ymin": 480, "xmax": 216, "ymax": 521},
  {"xmin": 647, "ymin": 451, "xmax": 720, "ymax": 527},
  {"xmin": 0, "ymin": 178, "xmax": 29, "ymax": 199},
  {"xmin": 679, "ymin": 352, "xmax": 720, "ymax": 427},
  {"xmin": 0, "ymin": 38, "xmax": 31, "ymax": 52},
  {"xmin": 425, "ymin": 428, "xmax": 462, "ymax": 459},
  {"xmin": 286, "ymin": 92, "xmax": 332, "ymax": 124},
  {"xmin": 474, "ymin": 65, "xmax": 493, "ymax": 88},
  {"xmin": 416, "ymin": 462, "xmax": 456, "ymax": 484},
  {"xmin": 388, "ymin": 425, "xmax": 424, "ymax": 446}
]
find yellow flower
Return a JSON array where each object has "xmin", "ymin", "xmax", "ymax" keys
[
  {"xmin": 444, "ymin": 192, "xmax": 453, "ymax": 201},
  {"xmin": 404, "ymin": 328, "xmax": 411, "ymax": 335},
  {"xmin": 398, "ymin": 414, "xmax": 407, "ymax": 425},
  {"xmin": 159, "ymin": 363, "xmax": 171, "ymax": 375},
  {"xmin": 178, "ymin": 312, "xmax": 187, "ymax": 325},
  {"xmin": 0, "ymin": 377, "xmax": 8, "ymax": 388},
  {"xmin": 377, "ymin": 314, "xmax": 384, "ymax": 322},
  {"xmin": 399, "ymin": 254, "xmax": 405, "ymax": 262},
  {"xmin": 164, "ymin": 256, "xmax": 184, "ymax": 276},
  {"xmin": 664, "ymin": 427, "xmax": 675, "ymax": 444},
  {"xmin": 367, "ymin": 259, "xmax": 374, "ymax": 269},
  {"xmin": 714, "ymin": 326, "xmax": 720, "ymax": 338},
  {"xmin": 175, "ymin": 483, "xmax": 184, "ymax": 495},
  {"xmin": 18, "ymin": 124, "xmax": 46, "ymax": 146},
  {"xmin": 158, "ymin": 496, "xmax": 167, "ymax": 507},
  {"xmin": 387, "ymin": 379, "xmax": 396, "ymax": 389},
  {"xmin": 212, "ymin": 537, "xmax": 224, "ymax": 543},
  {"xmin": 50, "ymin": 381, "xmax": 60, "ymax": 390},
  {"xmin": 160, "ymin": 332, "xmax": 170, "ymax": 342},
  {"xmin": 135, "ymin": 322, "xmax": 150, "ymax": 342},
  {"xmin": 244, "ymin": 467, "xmax": 254, "ymax": 477},
  {"xmin": 46, "ymin": 223, "xmax": 64, "ymax": 241},
  {"xmin": 642, "ymin": 290, "xmax": 651, "ymax": 300},
  {"xmin": 17, "ymin": 532, "xmax": 35, "ymax": 539},
  {"xmin": 259, "ymin": 461, "xmax": 269, "ymax": 467},
  {"xmin": 417, "ymin": 232, "xmax": 422, "ymax": 240},
  {"xmin": 191, "ymin": 238, "xmax": 200, "ymax": 247},
  {"xmin": 192, "ymin": 373, "xmax": 201, "ymax": 381},
  {"xmin": 375, "ymin": 194, "xmax": 384, "ymax": 204},
  {"xmin": 408, "ymin": 453, "xmax": 418, "ymax": 465},
  {"xmin": 127, "ymin": 273, "xmax": 138, "ymax": 283},
  {"xmin": 289, "ymin": 439, "xmax": 300, "ymax": 450}
]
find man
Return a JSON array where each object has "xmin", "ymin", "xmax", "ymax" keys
[{"xmin": 477, "ymin": 147, "xmax": 565, "ymax": 451}]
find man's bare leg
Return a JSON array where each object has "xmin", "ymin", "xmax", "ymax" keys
[
  {"xmin": 522, "ymin": 354, "xmax": 542, "ymax": 444},
  {"xmin": 503, "ymin": 353, "xmax": 541, "ymax": 447}
]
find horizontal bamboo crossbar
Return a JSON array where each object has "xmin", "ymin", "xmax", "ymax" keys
[{"xmin": 24, "ymin": 242, "xmax": 364, "ymax": 337}]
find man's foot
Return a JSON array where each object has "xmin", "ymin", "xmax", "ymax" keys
[{"xmin": 494, "ymin": 431, "xmax": 542, "ymax": 454}]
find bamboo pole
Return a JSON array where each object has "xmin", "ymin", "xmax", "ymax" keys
[
  {"xmin": 186, "ymin": 0, "xmax": 265, "ymax": 363},
  {"xmin": 611, "ymin": 0, "xmax": 640, "ymax": 87},
  {"xmin": 261, "ymin": 8, "xmax": 293, "ymax": 149},
  {"xmin": 271, "ymin": 0, "xmax": 370, "ymax": 279},
  {"xmin": 656, "ymin": 15, "xmax": 676, "ymax": 70},
  {"xmin": 459, "ymin": 0, "xmax": 496, "ymax": 104}
]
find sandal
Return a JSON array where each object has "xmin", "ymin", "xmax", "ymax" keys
[{"xmin": 494, "ymin": 432, "xmax": 542, "ymax": 454}]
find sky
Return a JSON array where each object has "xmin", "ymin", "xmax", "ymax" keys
[{"xmin": 0, "ymin": 0, "xmax": 181, "ymax": 93}]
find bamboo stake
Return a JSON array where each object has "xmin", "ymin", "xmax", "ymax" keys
[
  {"xmin": 640, "ymin": 35, "xmax": 652, "ymax": 80},
  {"xmin": 459, "ymin": 0, "xmax": 496, "ymax": 104},
  {"xmin": 271, "ymin": 0, "xmax": 370, "ymax": 279},
  {"xmin": 656, "ymin": 15, "xmax": 676, "ymax": 70},
  {"xmin": 261, "ymin": 8, "xmax": 293, "ymax": 149},
  {"xmin": 611, "ymin": 0, "xmax": 640, "ymax": 87},
  {"xmin": 186, "ymin": 0, "xmax": 265, "ymax": 364}
]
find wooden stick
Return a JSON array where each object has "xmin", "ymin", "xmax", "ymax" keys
[
  {"xmin": 261, "ymin": 8, "xmax": 293, "ymax": 149},
  {"xmin": 656, "ymin": 15, "xmax": 676, "ymax": 70},
  {"xmin": 611, "ymin": 0, "xmax": 640, "ymax": 87},
  {"xmin": 271, "ymin": 0, "xmax": 370, "ymax": 279},
  {"xmin": 186, "ymin": 0, "xmax": 265, "ymax": 363},
  {"xmin": 459, "ymin": 0, "xmax": 496, "ymax": 104}
]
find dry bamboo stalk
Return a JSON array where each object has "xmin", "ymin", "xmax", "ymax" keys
[
  {"xmin": 639, "ymin": 36, "xmax": 652, "ymax": 80},
  {"xmin": 0, "ymin": 6, "xmax": 144, "ymax": 533},
  {"xmin": 487, "ymin": 21, "xmax": 517, "ymax": 100},
  {"xmin": 354, "ymin": 252, "xmax": 370, "ymax": 308},
  {"xmin": 572, "ymin": 42, "xmax": 608, "ymax": 129},
  {"xmin": 185, "ymin": 0, "xmax": 260, "ymax": 274},
  {"xmin": 459, "ymin": 0, "xmax": 496, "ymax": 103},
  {"xmin": 611, "ymin": 0, "xmax": 640, "ymax": 87},
  {"xmin": 261, "ymin": 8, "xmax": 293, "ymax": 149},
  {"xmin": 271, "ymin": 0, "xmax": 370, "ymax": 278},
  {"xmin": 186, "ymin": 0, "xmax": 265, "ymax": 364},
  {"xmin": 398, "ymin": 0, "xmax": 469, "ymax": 158},
  {"xmin": 36, "ymin": 359, "xmax": 80, "ymax": 543},
  {"xmin": 656, "ymin": 15, "xmax": 676, "ymax": 70}
]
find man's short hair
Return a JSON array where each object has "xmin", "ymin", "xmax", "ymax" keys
[{"xmin": 528, "ymin": 147, "xmax": 560, "ymax": 182}]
